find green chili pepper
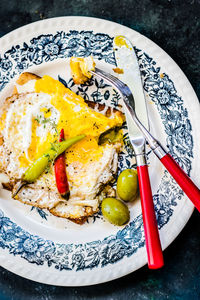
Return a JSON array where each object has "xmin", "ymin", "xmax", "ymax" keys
[{"xmin": 23, "ymin": 134, "xmax": 85, "ymax": 183}]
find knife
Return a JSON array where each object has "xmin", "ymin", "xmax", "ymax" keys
[
  {"xmin": 113, "ymin": 36, "xmax": 164, "ymax": 269},
  {"xmin": 113, "ymin": 36, "xmax": 200, "ymax": 212}
]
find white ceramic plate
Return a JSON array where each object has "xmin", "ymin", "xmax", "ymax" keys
[{"xmin": 0, "ymin": 16, "xmax": 199, "ymax": 286}]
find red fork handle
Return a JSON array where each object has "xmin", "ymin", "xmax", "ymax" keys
[
  {"xmin": 160, "ymin": 153, "xmax": 200, "ymax": 211},
  {"xmin": 137, "ymin": 165, "xmax": 164, "ymax": 269}
]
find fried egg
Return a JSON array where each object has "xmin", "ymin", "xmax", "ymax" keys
[{"xmin": 0, "ymin": 72, "xmax": 124, "ymax": 223}]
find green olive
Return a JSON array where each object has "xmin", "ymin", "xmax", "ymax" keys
[
  {"xmin": 117, "ymin": 169, "xmax": 138, "ymax": 202},
  {"xmin": 101, "ymin": 198, "xmax": 130, "ymax": 226}
]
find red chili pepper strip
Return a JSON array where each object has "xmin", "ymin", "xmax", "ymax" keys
[{"xmin": 54, "ymin": 129, "xmax": 70, "ymax": 199}]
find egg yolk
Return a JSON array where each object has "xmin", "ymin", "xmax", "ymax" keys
[
  {"xmin": 18, "ymin": 75, "xmax": 124, "ymax": 167},
  {"xmin": 114, "ymin": 36, "xmax": 132, "ymax": 49}
]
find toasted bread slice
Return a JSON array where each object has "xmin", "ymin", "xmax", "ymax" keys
[{"xmin": 1, "ymin": 72, "xmax": 123, "ymax": 224}]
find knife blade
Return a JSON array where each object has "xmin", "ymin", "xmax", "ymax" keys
[
  {"xmin": 113, "ymin": 35, "xmax": 164, "ymax": 269},
  {"xmin": 113, "ymin": 36, "xmax": 149, "ymax": 136}
]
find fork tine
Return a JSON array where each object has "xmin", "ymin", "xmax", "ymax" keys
[
  {"xmin": 91, "ymin": 67, "xmax": 135, "ymax": 112},
  {"xmin": 91, "ymin": 68, "xmax": 132, "ymax": 98}
]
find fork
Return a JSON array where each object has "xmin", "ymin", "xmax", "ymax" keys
[{"xmin": 91, "ymin": 67, "xmax": 200, "ymax": 211}]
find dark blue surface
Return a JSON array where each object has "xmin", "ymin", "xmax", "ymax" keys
[{"xmin": 0, "ymin": 0, "xmax": 199, "ymax": 299}]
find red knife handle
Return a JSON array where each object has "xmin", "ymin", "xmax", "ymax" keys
[
  {"xmin": 137, "ymin": 165, "xmax": 164, "ymax": 269},
  {"xmin": 160, "ymin": 153, "xmax": 200, "ymax": 211}
]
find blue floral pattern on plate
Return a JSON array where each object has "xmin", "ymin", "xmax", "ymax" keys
[{"xmin": 0, "ymin": 30, "xmax": 193, "ymax": 270}]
